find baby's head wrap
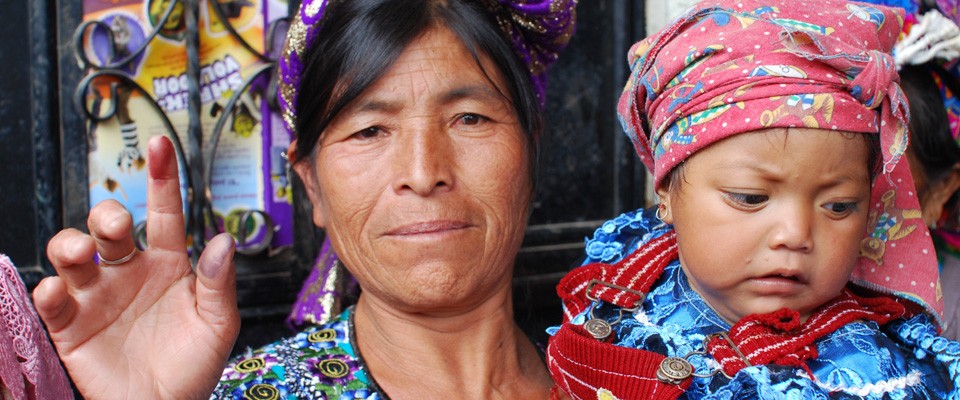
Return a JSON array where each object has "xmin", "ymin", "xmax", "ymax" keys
[
  {"xmin": 618, "ymin": 0, "xmax": 943, "ymax": 322},
  {"xmin": 277, "ymin": 0, "xmax": 577, "ymax": 139}
]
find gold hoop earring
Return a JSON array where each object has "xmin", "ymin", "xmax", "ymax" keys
[{"xmin": 655, "ymin": 204, "xmax": 667, "ymax": 222}]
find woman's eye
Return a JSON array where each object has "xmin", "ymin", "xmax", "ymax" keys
[
  {"xmin": 350, "ymin": 126, "xmax": 385, "ymax": 140},
  {"xmin": 458, "ymin": 113, "xmax": 487, "ymax": 126},
  {"xmin": 726, "ymin": 192, "xmax": 768, "ymax": 206}
]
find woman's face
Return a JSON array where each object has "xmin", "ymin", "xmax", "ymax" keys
[
  {"xmin": 295, "ymin": 25, "xmax": 533, "ymax": 312},
  {"xmin": 906, "ymin": 148, "xmax": 960, "ymax": 228},
  {"xmin": 658, "ymin": 128, "xmax": 871, "ymax": 324}
]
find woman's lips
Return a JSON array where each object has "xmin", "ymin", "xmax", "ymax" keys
[{"xmin": 386, "ymin": 221, "xmax": 471, "ymax": 236}]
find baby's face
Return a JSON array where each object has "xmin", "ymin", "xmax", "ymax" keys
[{"xmin": 657, "ymin": 127, "xmax": 871, "ymax": 324}]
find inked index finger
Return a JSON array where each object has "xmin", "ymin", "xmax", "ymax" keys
[{"xmin": 145, "ymin": 135, "xmax": 188, "ymax": 252}]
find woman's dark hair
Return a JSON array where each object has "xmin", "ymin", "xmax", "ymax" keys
[
  {"xmin": 293, "ymin": 0, "xmax": 543, "ymax": 177},
  {"xmin": 900, "ymin": 64, "xmax": 960, "ymax": 184}
]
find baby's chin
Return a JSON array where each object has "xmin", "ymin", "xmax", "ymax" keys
[
  {"xmin": 689, "ymin": 282, "xmax": 820, "ymax": 326},
  {"xmin": 716, "ymin": 302, "xmax": 817, "ymax": 327}
]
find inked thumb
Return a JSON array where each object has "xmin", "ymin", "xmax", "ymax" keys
[{"xmin": 196, "ymin": 233, "xmax": 239, "ymax": 334}]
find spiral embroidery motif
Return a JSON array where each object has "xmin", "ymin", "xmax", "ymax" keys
[
  {"xmin": 318, "ymin": 358, "xmax": 350, "ymax": 379},
  {"xmin": 233, "ymin": 357, "xmax": 266, "ymax": 374},
  {"xmin": 307, "ymin": 328, "xmax": 337, "ymax": 343},
  {"xmin": 243, "ymin": 384, "xmax": 279, "ymax": 400}
]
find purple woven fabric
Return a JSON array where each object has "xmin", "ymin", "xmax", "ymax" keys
[{"xmin": 287, "ymin": 238, "xmax": 357, "ymax": 329}]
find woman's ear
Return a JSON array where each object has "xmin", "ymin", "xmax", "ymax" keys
[
  {"xmin": 289, "ymin": 140, "xmax": 328, "ymax": 228},
  {"xmin": 926, "ymin": 164, "xmax": 960, "ymax": 227}
]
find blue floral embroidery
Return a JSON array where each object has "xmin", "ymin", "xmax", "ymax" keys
[{"xmin": 584, "ymin": 208, "xmax": 668, "ymax": 263}]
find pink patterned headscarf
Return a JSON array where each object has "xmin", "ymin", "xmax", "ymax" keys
[
  {"xmin": 0, "ymin": 255, "xmax": 72, "ymax": 399},
  {"xmin": 618, "ymin": 0, "xmax": 943, "ymax": 323}
]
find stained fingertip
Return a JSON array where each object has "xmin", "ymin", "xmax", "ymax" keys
[
  {"xmin": 198, "ymin": 233, "xmax": 236, "ymax": 281},
  {"xmin": 147, "ymin": 135, "xmax": 175, "ymax": 178},
  {"xmin": 196, "ymin": 233, "xmax": 239, "ymax": 336},
  {"xmin": 148, "ymin": 133, "xmax": 171, "ymax": 147}
]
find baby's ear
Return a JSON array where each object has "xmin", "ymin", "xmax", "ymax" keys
[{"xmin": 655, "ymin": 185, "xmax": 675, "ymax": 224}]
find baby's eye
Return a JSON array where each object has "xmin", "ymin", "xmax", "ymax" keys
[
  {"xmin": 824, "ymin": 202, "xmax": 858, "ymax": 216},
  {"xmin": 725, "ymin": 192, "xmax": 769, "ymax": 207},
  {"xmin": 350, "ymin": 126, "xmax": 386, "ymax": 140}
]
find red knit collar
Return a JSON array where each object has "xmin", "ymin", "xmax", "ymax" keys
[{"xmin": 707, "ymin": 289, "xmax": 909, "ymax": 377}]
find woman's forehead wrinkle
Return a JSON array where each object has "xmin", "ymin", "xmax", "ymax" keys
[
  {"xmin": 392, "ymin": 52, "xmax": 451, "ymax": 99},
  {"xmin": 393, "ymin": 42, "xmax": 497, "ymax": 104}
]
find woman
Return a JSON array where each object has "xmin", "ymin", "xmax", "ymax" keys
[
  {"xmin": 899, "ymin": 2, "xmax": 960, "ymax": 340},
  {"xmin": 34, "ymin": 0, "xmax": 575, "ymax": 398},
  {"xmin": 858, "ymin": 0, "xmax": 960, "ymax": 339}
]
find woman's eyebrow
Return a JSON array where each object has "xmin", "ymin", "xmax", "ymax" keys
[{"xmin": 345, "ymin": 84, "xmax": 506, "ymax": 117}]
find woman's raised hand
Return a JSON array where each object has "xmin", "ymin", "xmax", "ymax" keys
[{"xmin": 34, "ymin": 135, "xmax": 240, "ymax": 399}]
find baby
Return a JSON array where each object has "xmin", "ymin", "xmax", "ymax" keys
[{"xmin": 547, "ymin": 0, "xmax": 960, "ymax": 398}]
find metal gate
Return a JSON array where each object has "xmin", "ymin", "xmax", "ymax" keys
[{"xmin": 0, "ymin": 0, "xmax": 647, "ymax": 351}]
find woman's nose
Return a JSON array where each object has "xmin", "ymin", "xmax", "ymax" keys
[
  {"xmin": 392, "ymin": 123, "xmax": 454, "ymax": 196},
  {"xmin": 768, "ymin": 203, "xmax": 814, "ymax": 252}
]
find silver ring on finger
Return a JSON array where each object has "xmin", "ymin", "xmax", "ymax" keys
[{"xmin": 97, "ymin": 248, "xmax": 137, "ymax": 266}]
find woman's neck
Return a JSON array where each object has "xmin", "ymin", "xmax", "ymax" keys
[{"xmin": 353, "ymin": 290, "xmax": 552, "ymax": 399}]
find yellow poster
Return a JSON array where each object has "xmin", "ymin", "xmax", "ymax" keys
[{"xmin": 80, "ymin": 0, "xmax": 293, "ymax": 253}]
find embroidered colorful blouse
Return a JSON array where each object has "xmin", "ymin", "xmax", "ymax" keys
[
  {"xmin": 212, "ymin": 308, "xmax": 386, "ymax": 399},
  {"xmin": 549, "ymin": 207, "xmax": 960, "ymax": 399}
]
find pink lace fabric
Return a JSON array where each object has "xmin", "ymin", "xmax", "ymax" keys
[{"xmin": 0, "ymin": 254, "xmax": 72, "ymax": 399}]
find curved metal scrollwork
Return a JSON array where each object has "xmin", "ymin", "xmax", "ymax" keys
[
  {"xmin": 72, "ymin": 1, "xmax": 181, "ymax": 71},
  {"xmin": 73, "ymin": 70, "xmax": 196, "ymax": 228},
  {"xmin": 73, "ymin": 0, "xmax": 288, "ymax": 259}
]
